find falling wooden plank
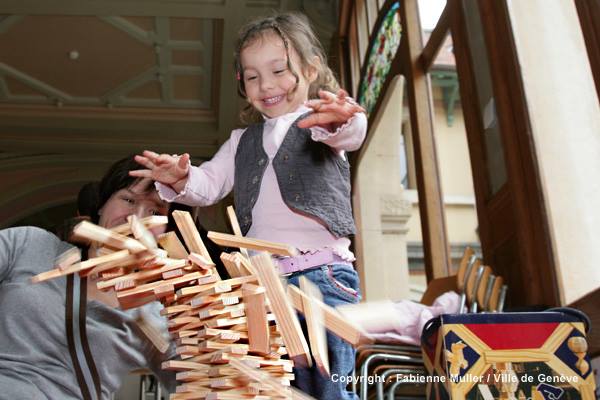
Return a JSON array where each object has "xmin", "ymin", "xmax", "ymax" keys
[
  {"xmin": 32, "ymin": 249, "xmax": 131, "ymax": 283},
  {"xmin": 136, "ymin": 315, "xmax": 170, "ymax": 353},
  {"xmin": 157, "ymin": 231, "xmax": 189, "ymax": 259},
  {"xmin": 299, "ymin": 276, "xmax": 329, "ymax": 376},
  {"xmin": 242, "ymin": 283, "xmax": 270, "ymax": 354},
  {"xmin": 55, "ymin": 247, "xmax": 81, "ymax": 271},
  {"xmin": 226, "ymin": 205, "xmax": 250, "ymax": 259},
  {"xmin": 111, "ymin": 215, "xmax": 169, "ymax": 236},
  {"xmin": 208, "ymin": 232, "xmax": 298, "ymax": 257},
  {"xmin": 172, "ymin": 210, "xmax": 213, "ymax": 264},
  {"xmin": 251, "ymin": 253, "xmax": 310, "ymax": 367},
  {"xmin": 72, "ymin": 220, "xmax": 147, "ymax": 253},
  {"xmin": 287, "ymin": 284, "xmax": 373, "ymax": 346},
  {"xmin": 128, "ymin": 215, "xmax": 158, "ymax": 249}
]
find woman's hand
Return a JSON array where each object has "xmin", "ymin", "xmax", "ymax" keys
[
  {"xmin": 130, "ymin": 151, "xmax": 190, "ymax": 193},
  {"xmin": 298, "ymin": 89, "xmax": 366, "ymax": 131}
]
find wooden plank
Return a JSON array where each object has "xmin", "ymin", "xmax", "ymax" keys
[
  {"xmin": 188, "ymin": 252, "xmax": 215, "ymax": 270},
  {"xmin": 400, "ymin": 0, "xmax": 451, "ymax": 281},
  {"xmin": 31, "ymin": 249, "xmax": 130, "ymax": 283},
  {"xmin": 456, "ymin": 246, "xmax": 475, "ymax": 291},
  {"xmin": 111, "ymin": 215, "xmax": 168, "ymax": 236},
  {"xmin": 72, "ymin": 220, "xmax": 147, "ymax": 253},
  {"xmin": 420, "ymin": 0, "xmax": 450, "ymax": 71},
  {"xmin": 208, "ymin": 231, "xmax": 298, "ymax": 257},
  {"xmin": 172, "ymin": 210, "xmax": 214, "ymax": 264},
  {"xmin": 299, "ymin": 276, "xmax": 329, "ymax": 376},
  {"xmin": 251, "ymin": 253, "xmax": 311, "ymax": 367},
  {"xmin": 136, "ymin": 316, "xmax": 170, "ymax": 353},
  {"xmin": 55, "ymin": 247, "xmax": 81, "ymax": 271},
  {"xmin": 242, "ymin": 283, "xmax": 270, "ymax": 354},
  {"xmin": 228, "ymin": 359, "xmax": 314, "ymax": 400},
  {"xmin": 128, "ymin": 214, "xmax": 158, "ymax": 249},
  {"xmin": 287, "ymin": 284, "xmax": 373, "ymax": 346},
  {"xmin": 157, "ymin": 231, "xmax": 189, "ymax": 259},
  {"xmin": 226, "ymin": 205, "xmax": 250, "ymax": 259},
  {"xmin": 97, "ymin": 259, "xmax": 187, "ymax": 290},
  {"xmin": 220, "ymin": 252, "xmax": 241, "ymax": 278}
]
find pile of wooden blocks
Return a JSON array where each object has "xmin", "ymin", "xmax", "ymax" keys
[{"xmin": 32, "ymin": 209, "xmax": 372, "ymax": 399}]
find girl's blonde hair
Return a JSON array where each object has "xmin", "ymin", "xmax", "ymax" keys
[{"xmin": 234, "ymin": 12, "xmax": 340, "ymax": 124}]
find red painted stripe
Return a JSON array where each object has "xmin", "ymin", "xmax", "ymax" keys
[{"xmin": 463, "ymin": 323, "xmax": 559, "ymax": 349}]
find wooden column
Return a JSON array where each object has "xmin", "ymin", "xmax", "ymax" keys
[{"xmin": 400, "ymin": 0, "xmax": 451, "ymax": 280}]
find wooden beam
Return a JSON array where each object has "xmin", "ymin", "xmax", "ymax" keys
[
  {"xmin": 207, "ymin": 231, "xmax": 298, "ymax": 257},
  {"xmin": 299, "ymin": 276, "xmax": 330, "ymax": 377},
  {"xmin": 172, "ymin": 210, "xmax": 213, "ymax": 263},
  {"xmin": 226, "ymin": 206, "xmax": 249, "ymax": 259},
  {"xmin": 157, "ymin": 231, "xmax": 189, "ymax": 259},
  {"xmin": 420, "ymin": 1, "xmax": 451, "ymax": 71},
  {"xmin": 242, "ymin": 283, "xmax": 270, "ymax": 355},
  {"xmin": 400, "ymin": 0, "xmax": 452, "ymax": 281},
  {"xmin": 251, "ymin": 253, "xmax": 311, "ymax": 367},
  {"xmin": 72, "ymin": 220, "xmax": 146, "ymax": 253},
  {"xmin": 287, "ymin": 284, "xmax": 373, "ymax": 347}
]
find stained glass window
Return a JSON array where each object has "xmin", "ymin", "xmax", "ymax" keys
[{"xmin": 357, "ymin": 2, "xmax": 402, "ymax": 116}]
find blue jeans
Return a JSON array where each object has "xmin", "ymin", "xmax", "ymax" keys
[{"xmin": 286, "ymin": 264, "xmax": 360, "ymax": 400}]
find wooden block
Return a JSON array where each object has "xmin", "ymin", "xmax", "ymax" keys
[
  {"xmin": 242, "ymin": 283, "xmax": 270, "ymax": 355},
  {"xmin": 163, "ymin": 268, "xmax": 184, "ymax": 280},
  {"xmin": 162, "ymin": 360, "xmax": 210, "ymax": 371},
  {"xmin": 154, "ymin": 284, "xmax": 175, "ymax": 298},
  {"xmin": 189, "ymin": 252, "xmax": 216, "ymax": 270},
  {"xmin": 229, "ymin": 359, "xmax": 314, "ymax": 400},
  {"xmin": 115, "ymin": 279, "xmax": 136, "ymax": 291},
  {"xmin": 136, "ymin": 316, "xmax": 170, "ymax": 353},
  {"xmin": 55, "ymin": 247, "xmax": 81, "ymax": 271},
  {"xmin": 299, "ymin": 276, "xmax": 329, "ymax": 376},
  {"xmin": 157, "ymin": 231, "xmax": 189, "ymax": 259},
  {"xmin": 172, "ymin": 210, "xmax": 213, "ymax": 263},
  {"xmin": 117, "ymin": 272, "xmax": 204, "ymax": 300},
  {"xmin": 287, "ymin": 284, "xmax": 373, "ymax": 346},
  {"xmin": 111, "ymin": 215, "xmax": 168, "ymax": 236},
  {"xmin": 72, "ymin": 220, "xmax": 146, "ymax": 253},
  {"xmin": 97, "ymin": 259, "xmax": 187, "ymax": 290},
  {"xmin": 31, "ymin": 249, "xmax": 131, "ymax": 283},
  {"xmin": 161, "ymin": 304, "xmax": 192, "ymax": 316},
  {"xmin": 226, "ymin": 205, "xmax": 250, "ymax": 259},
  {"xmin": 128, "ymin": 215, "xmax": 158, "ymax": 249},
  {"xmin": 208, "ymin": 231, "xmax": 298, "ymax": 257},
  {"xmin": 198, "ymin": 304, "xmax": 245, "ymax": 320},
  {"xmin": 198, "ymin": 328, "xmax": 246, "ymax": 340},
  {"xmin": 220, "ymin": 252, "xmax": 241, "ymax": 278},
  {"xmin": 190, "ymin": 291, "xmax": 242, "ymax": 308},
  {"xmin": 251, "ymin": 253, "xmax": 311, "ymax": 367}
]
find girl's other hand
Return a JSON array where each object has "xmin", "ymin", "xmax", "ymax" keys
[
  {"xmin": 298, "ymin": 89, "xmax": 366, "ymax": 131},
  {"xmin": 130, "ymin": 151, "xmax": 190, "ymax": 193}
]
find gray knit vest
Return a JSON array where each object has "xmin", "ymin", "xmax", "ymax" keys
[{"xmin": 233, "ymin": 115, "xmax": 356, "ymax": 238}]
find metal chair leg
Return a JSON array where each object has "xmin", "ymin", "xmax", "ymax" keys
[
  {"xmin": 359, "ymin": 353, "xmax": 423, "ymax": 400},
  {"xmin": 375, "ymin": 368, "xmax": 425, "ymax": 400}
]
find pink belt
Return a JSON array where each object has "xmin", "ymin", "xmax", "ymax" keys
[{"xmin": 274, "ymin": 249, "xmax": 352, "ymax": 275}]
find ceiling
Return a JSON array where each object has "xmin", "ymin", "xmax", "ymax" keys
[{"xmin": 0, "ymin": 0, "xmax": 339, "ymax": 228}]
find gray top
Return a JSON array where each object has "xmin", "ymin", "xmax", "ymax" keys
[{"xmin": 0, "ymin": 226, "xmax": 174, "ymax": 399}]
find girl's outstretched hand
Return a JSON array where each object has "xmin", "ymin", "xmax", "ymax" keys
[
  {"xmin": 298, "ymin": 89, "xmax": 365, "ymax": 131},
  {"xmin": 130, "ymin": 151, "xmax": 190, "ymax": 193}
]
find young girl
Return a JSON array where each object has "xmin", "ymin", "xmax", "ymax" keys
[{"xmin": 132, "ymin": 12, "xmax": 366, "ymax": 399}]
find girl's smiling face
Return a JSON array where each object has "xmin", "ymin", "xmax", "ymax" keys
[{"xmin": 240, "ymin": 32, "xmax": 316, "ymax": 118}]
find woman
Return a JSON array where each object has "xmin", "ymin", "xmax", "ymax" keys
[{"xmin": 0, "ymin": 157, "xmax": 179, "ymax": 400}]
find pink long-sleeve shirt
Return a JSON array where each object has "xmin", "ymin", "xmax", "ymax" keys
[{"xmin": 157, "ymin": 105, "xmax": 367, "ymax": 260}]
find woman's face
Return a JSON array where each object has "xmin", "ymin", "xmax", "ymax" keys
[{"xmin": 98, "ymin": 178, "xmax": 169, "ymax": 235}]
